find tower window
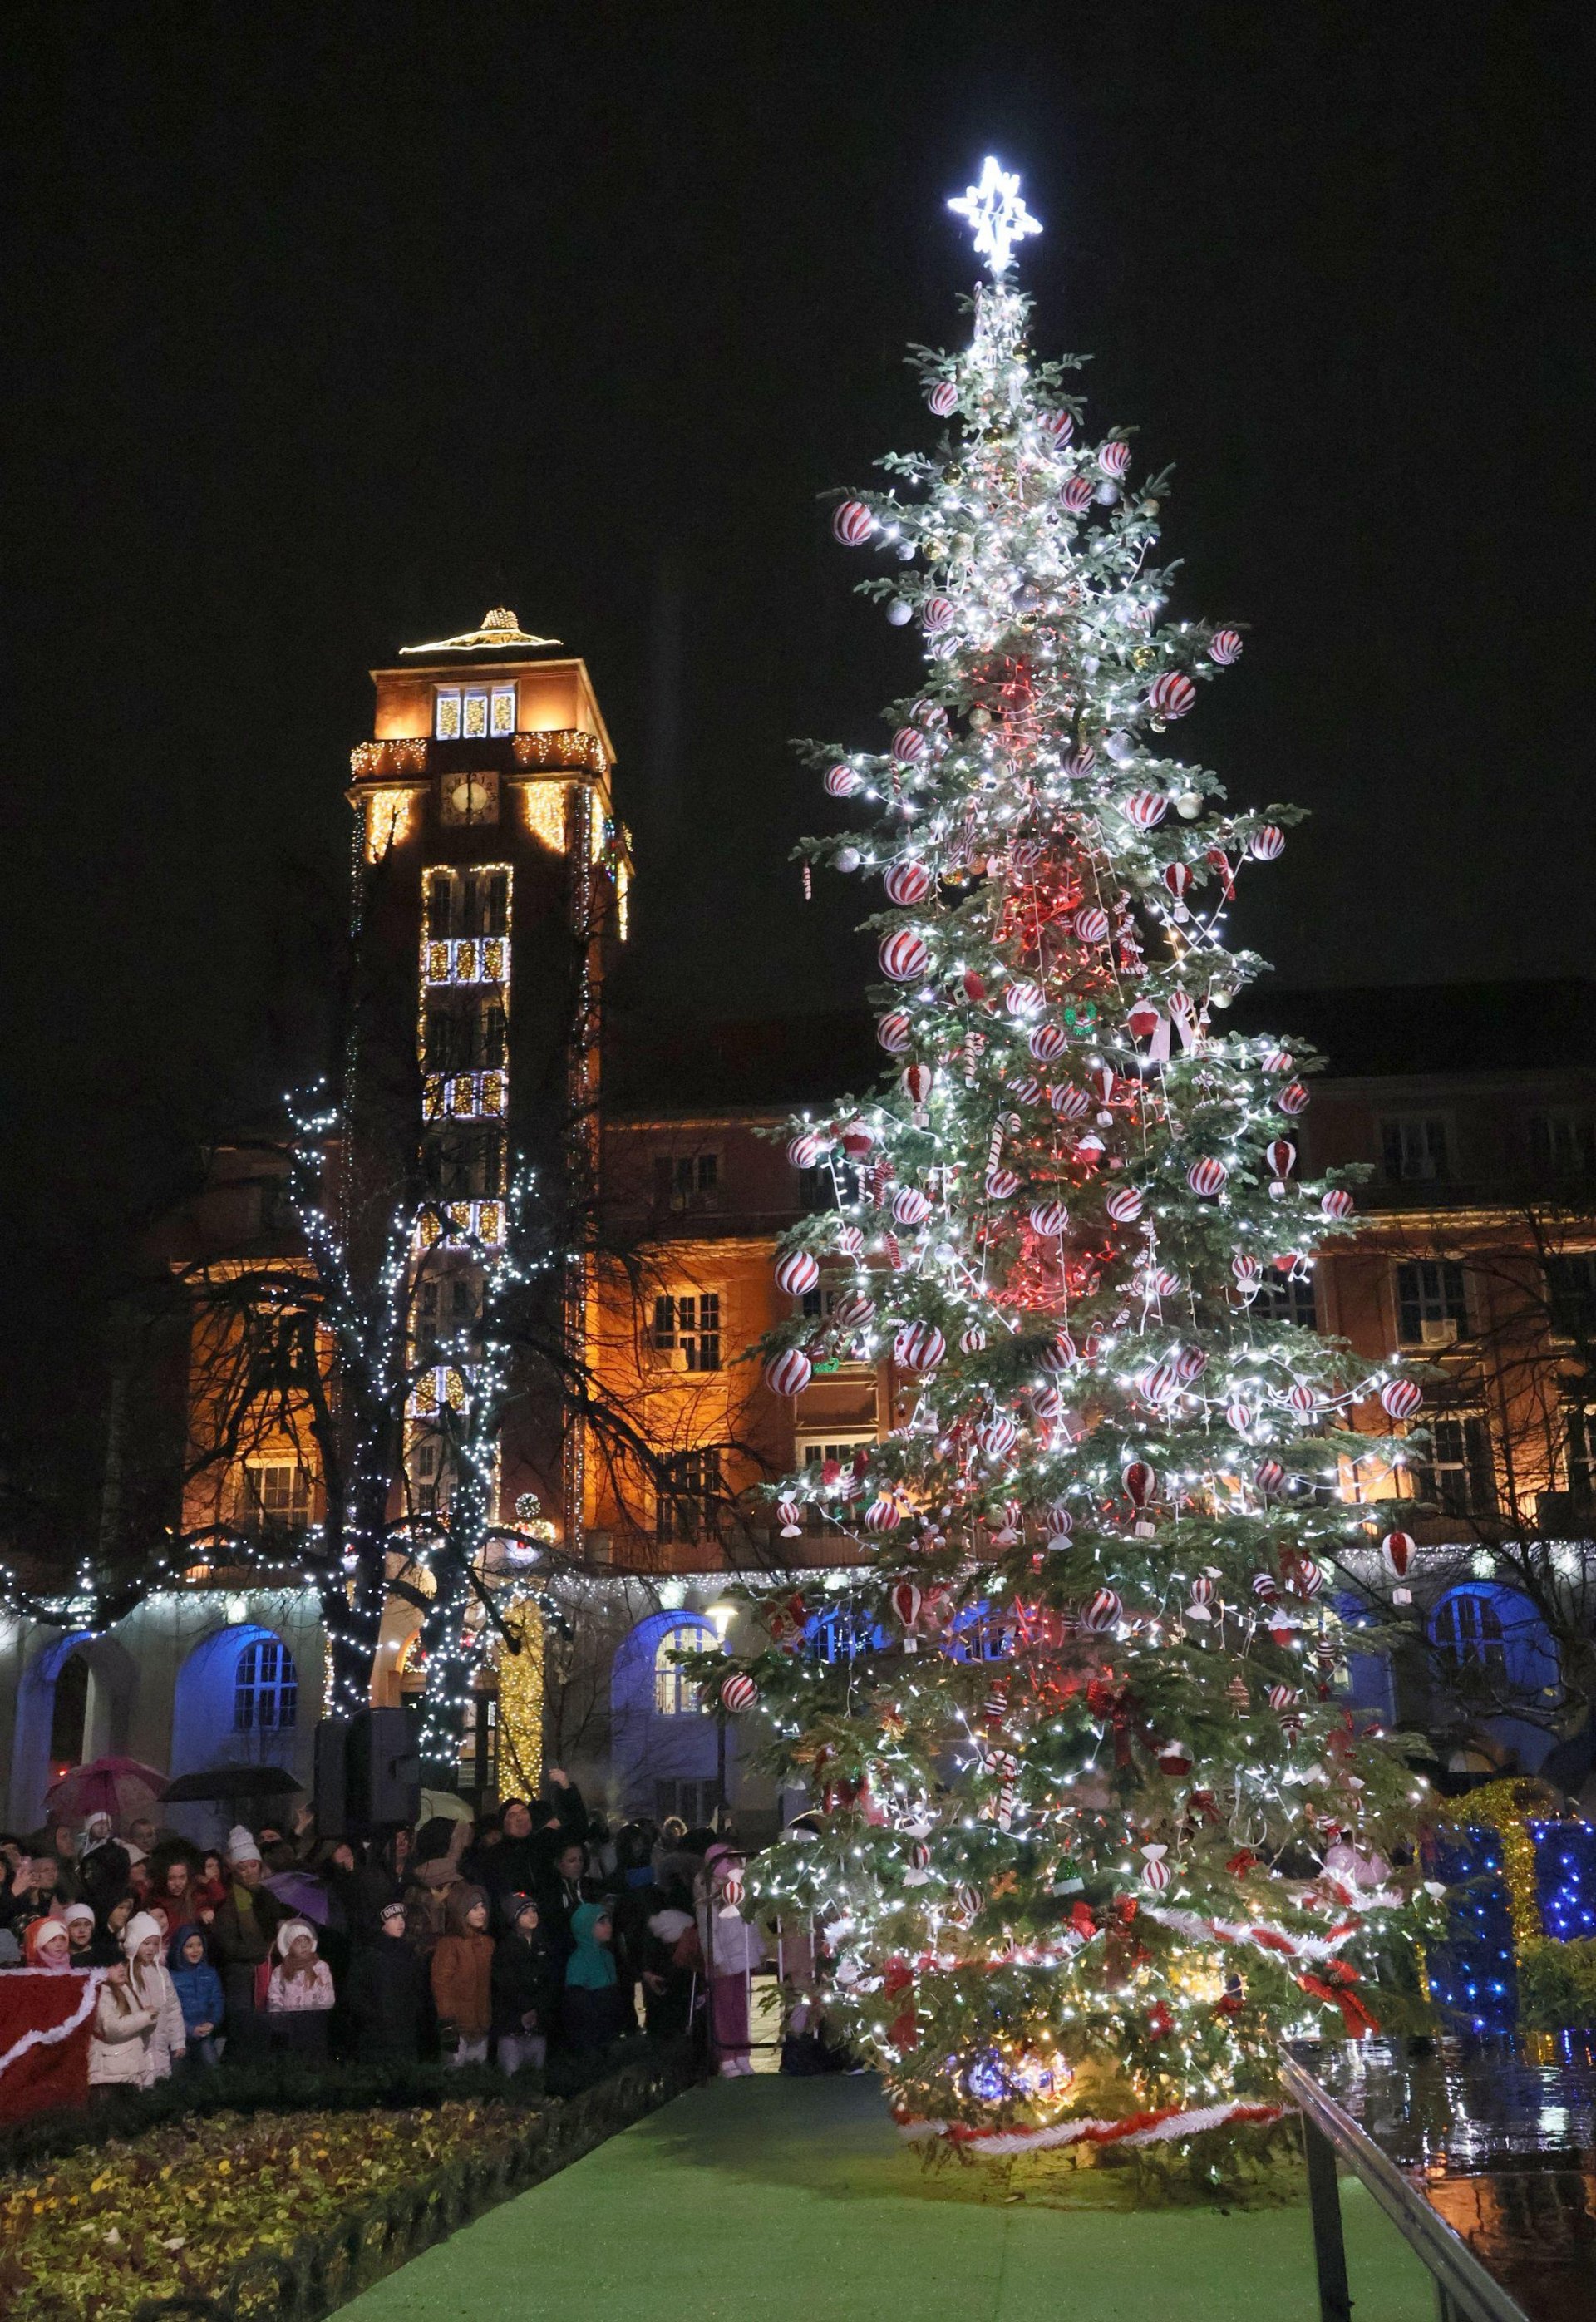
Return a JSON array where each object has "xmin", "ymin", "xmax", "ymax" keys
[
  {"xmin": 654, "ymin": 1452, "xmax": 723, "ymax": 1546},
  {"xmin": 652, "ymin": 1293, "xmax": 722, "ymax": 1371},
  {"xmin": 238, "ymin": 1462, "xmax": 311, "ymax": 1534},
  {"xmin": 426, "ymin": 867, "xmax": 510, "ymax": 940},
  {"xmin": 1396, "ymin": 1261, "xmax": 1470, "ymax": 1346},
  {"xmin": 435, "ymin": 684, "xmax": 516, "ymax": 741}
]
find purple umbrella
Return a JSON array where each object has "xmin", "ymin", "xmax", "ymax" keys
[{"xmin": 264, "ymin": 1868, "xmax": 332, "ymax": 1925}]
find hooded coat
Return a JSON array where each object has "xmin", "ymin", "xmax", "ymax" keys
[
  {"xmin": 89, "ymin": 1912, "xmax": 185, "ymax": 2088},
  {"xmin": 490, "ymin": 1900, "xmax": 561, "ymax": 2038},
  {"xmin": 430, "ymin": 1885, "xmax": 495, "ymax": 2041},
  {"xmin": 561, "ymin": 1903, "xmax": 628, "ymax": 2054},
  {"xmin": 166, "ymin": 1925, "xmax": 225, "ymax": 2039}
]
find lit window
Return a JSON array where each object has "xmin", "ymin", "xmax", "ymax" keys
[
  {"xmin": 425, "ymin": 866, "xmax": 510, "ymax": 940},
  {"xmin": 1396, "ymin": 1262, "xmax": 1470, "ymax": 1347},
  {"xmin": 805, "ymin": 1603, "xmax": 887, "ymax": 1663},
  {"xmin": 1381, "ymin": 1117, "xmax": 1452, "ymax": 1182},
  {"xmin": 798, "ymin": 1437, "xmax": 878, "ymax": 1531},
  {"xmin": 1252, "ymin": 1265, "xmax": 1318, "ymax": 1330},
  {"xmin": 652, "ymin": 1293, "xmax": 722, "ymax": 1372},
  {"xmin": 1411, "ymin": 1413, "xmax": 1496, "ymax": 1518},
  {"xmin": 1431, "ymin": 1591, "xmax": 1505, "ymax": 1671},
  {"xmin": 655, "ymin": 1450, "xmax": 723, "ymax": 1544},
  {"xmin": 239, "ymin": 1464, "xmax": 310, "ymax": 1534},
  {"xmin": 653, "ymin": 1621, "xmax": 710, "ymax": 1711},
  {"xmin": 234, "ymin": 1638, "xmax": 298, "ymax": 1731},
  {"xmin": 1547, "ymin": 1254, "xmax": 1596, "ymax": 1341},
  {"xmin": 434, "ymin": 684, "xmax": 515, "ymax": 740}
]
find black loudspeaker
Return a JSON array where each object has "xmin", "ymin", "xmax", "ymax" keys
[
  {"xmin": 347, "ymin": 1706, "xmax": 422, "ymax": 1830},
  {"xmin": 313, "ymin": 1717, "xmax": 350, "ymax": 1837}
]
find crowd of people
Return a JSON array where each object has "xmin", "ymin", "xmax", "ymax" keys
[{"xmin": 0, "ymin": 1774, "xmax": 766, "ymax": 2100}]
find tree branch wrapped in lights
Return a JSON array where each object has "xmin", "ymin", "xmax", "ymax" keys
[{"xmin": 694, "ymin": 163, "xmax": 1436, "ymax": 2167}]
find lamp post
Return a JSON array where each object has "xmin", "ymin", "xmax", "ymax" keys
[{"xmin": 707, "ymin": 1601, "xmax": 736, "ymax": 1829}]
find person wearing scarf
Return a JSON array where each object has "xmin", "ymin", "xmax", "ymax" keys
[
  {"xmin": 22, "ymin": 1917, "xmax": 72, "ymax": 1969},
  {"xmin": 562, "ymin": 1902, "xmax": 626, "ymax": 2055},
  {"xmin": 265, "ymin": 1918, "xmax": 335, "ymax": 2059},
  {"xmin": 209, "ymin": 1827, "xmax": 288, "ymax": 2060}
]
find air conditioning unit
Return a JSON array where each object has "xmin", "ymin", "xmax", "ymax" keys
[{"xmin": 1420, "ymin": 1318, "xmax": 1460, "ymax": 1347}]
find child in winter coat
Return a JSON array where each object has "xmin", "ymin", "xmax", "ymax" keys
[
  {"xmin": 22, "ymin": 1917, "xmax": 72, "ymax": 1970},
  {"xmin": 347, "ymin": 1900, "xmax": 428, "ymax": 2064},
  {"xmin": 490, "ymin": 1894, "xmax": 560, "ymax": 2073},
  {"xmin": 265, "ymin": 1918, "xmax": 335, "ymax": 2060},
  {"xmin": 562, "ymin": 1902, "xmax": 628, "ymax": 2055},
  {"xmin": 61, "ymin": 1901, "xmax": 97, "ymax": 1962},
  {"xmin": 431, "ymin": 1884, "xmax": 494, "ymax": 2064},
  {"xmin": 167, "ymin": 1924, "xmax": 225, "ymax": 2069},
  {"xmin": 88, "ymin": 1910, "xmax": 186, "ymax": 2092}
]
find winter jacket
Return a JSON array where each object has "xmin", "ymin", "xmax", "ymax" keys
[
  {"xmin": 79, "ymin": 1840, "xmax": 131, "ymax": 1918},
  {"xmin": 88, "ymin": 1979, "xmax": 160, "ymax": 2088},
  {"xmin": 266, "ymin": 1959, "xmax": 335, "ymax": 2012},
  {"xmin": 430, "ymin": 1887, "xmax": 494, "ymax": 2040},
  {"xmin": 209, "ymin": 1882, "xmax": 290, "ymax": 1974},
  {"xmin": 347, "ymin": 1936, "xmax": 428, "ymax": 2059},
  {"xmin": 165, "ymin": 1930, "xmax": 224, "ymax": 2039},
  {"xmin": 490, "ymin": 1925, "xmax": 562, "ymax": 2038}
]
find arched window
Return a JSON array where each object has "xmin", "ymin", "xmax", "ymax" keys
[
  {"xmin": 803, "ymin": 1603, "xmax": 889, "ymax": 1663},
  {"xmin": 234, "ymin": 1637, "xmax": 298, "ymax": 1732},
  {"xmin": 1433, "ymin": 1590, "xmax": 1505, "ymax": 1670},
  {"xmin": 653, "ymin": 1625, "xmax": 706, "ymax": 1716}
]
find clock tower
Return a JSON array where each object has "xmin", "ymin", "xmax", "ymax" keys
[{"xmin": 347, "ymin": 609, "xmax": 630, "ymax": 1552}]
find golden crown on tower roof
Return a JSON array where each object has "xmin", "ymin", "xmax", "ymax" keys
[{"xmin": 399, "ymin": 607, "xmax": 562, "ymax": 655}]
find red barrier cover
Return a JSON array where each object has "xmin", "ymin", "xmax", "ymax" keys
[{"xmin": 0, "ymin": 1969, "xmax": 100, "ymax": 2122}]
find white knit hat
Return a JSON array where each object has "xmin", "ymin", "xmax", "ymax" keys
[
  {"xmin": 121, "ymin": 1910, "xmax": 164, "ymax": 1960},
  {"xmin": 225, "ymin": 1824, "xmax": 261, "ymax": 1866},
  {"xmin": 274, "ymin": 1917, "xmax": 316, "ymax": 1959}
]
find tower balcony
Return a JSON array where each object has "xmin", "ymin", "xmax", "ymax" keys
[
  {"xmin": 422, "ymin": 935, "xmax": 510, "ymax": 988},
  {"xmin": 350, "ymin": 728, "xmax": 608, "ymax": 782},
  {"xmin": 422, "ymin": 1070, "xmax": 508, "ymax": 1124}
]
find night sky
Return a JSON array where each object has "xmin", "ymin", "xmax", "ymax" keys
[{"xmin": 2, "ymin": 3, "xmax": 1593, "ymax": 1275}]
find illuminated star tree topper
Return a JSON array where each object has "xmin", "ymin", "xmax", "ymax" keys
[{"xmin": 947, "ymin": 155, "xmax": 1042, "ymax": 277}]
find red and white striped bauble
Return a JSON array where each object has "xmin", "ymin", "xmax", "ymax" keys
[
  {"xmin": 1009, "ymin": 838, "xmax": 1044, "ymax": 870},
  {"xmin": 776, "ymin": 1248, "xmax": 820, "ymax": 1297},
  {"xmin": 978, "ymin": 1413, "xmax": 1019, "ymax": 1460},
  {"xmin": 1005, "ymin": 979, "xmax": 1045, "ymax": 1016},
  {"xmin": 1137, "ymin": 1359, "xmax": 1180, "ymax": 1407},
  {"xmin": 1382, "ymin": 1529, "xmax": 1416, "ymax": 1580},
  {"xmin": 1101, "ymin": 441, "xmax": 1132, "ymax": 477},
  {"xmin": 1149, "ymin": 671, "xmax": 1197, "ymax": 719},
  {"xmin": 1209, "ymin": 629, "xmax": 1244, "ymax": 664},
  {"xmin": 1029, "ymin": 1200, "xmax": 1069, "ymax": 1238},
  {"xmin": 1188, "ymin": 1156, "xmax": 1229, "ymax": 1198},
  {"xmin": 833, "ymin": 500, "xmax": 874, "ymax": 545},
  {"xmin": 1032, "ymin": 1383, "xmax": 1063, "ymax": 1423},
  {"xmin": 1082, "ymin": 1587, "xmax": 1123, "ymax": 1633},
  {"xmin": 921, "ymin": 596, "xmax": 955, "ymax": 635},
  {"xmin": 832, "ymin": 1292, "xmax": 875, "ymax": 1329},
  {"xmin": 1225, "ymin": 1398, "xmax": 1254, "ymax": 1430},
  {"xmin": 1175, "ymin": 1344, "xmax": 1209, "ymax": 1383},
  {"xmin": 765, "ymin": 1348, "xmax": 814, "ymax": 1398},
  {"xmin": 721, "ymin": 1672, "xmax": 759, "ymax": 1713},
  {"xmin": 959, "ymin": 1323, "xmax": 988, "ymax": 1354},
  {"xmin": 1278, "ymin": 1081, "xmax": 1310, "ymax": 1117},
  {"xmin": 1252, "ymin": 1571, "xmax": 1279, "ymax": 1604},
  {"xmin": 1163, "ymin": 862, "xmax": 1193, "ymax": 910},
  {"xmin": 1288, "ymin": 1383, "xmax": 1319, "ymax": 1417},
  {"xmin": 1045, "ymin": 1496, "xmax": 1073, "ymax": 1531},
  {"xmin": 1254, "ymin": 1457, "xmax": 1287, "ymax": 1497},
  {"xmin": 1188, "ymin": 1575, "xmax": 1217, "ymax": 1613},
  {"xmin": 901, "ymin": 1062, "xmax": 933, "ymax": 1116},
  {"xmin": 1073, "ymin": 905, "xmax": 1112, "ymax": 944},
  {"xmin": 865, "ymin": 1495, "xmax": 903, "ymax": 1534},
  {"xmin": 775, "ymin": 1498, "xmax": 801, "ymax": 1537},
  {"xmin": 1030, "ymin": 1023, "xmax": 1070, "ymax": 1064},
  {"xmin": 1039, "ymin": 1329, "xmax": 1076, "ymax": 1373},
  {"xmin": 789, "ymin": 1131, "xmax": 829, "ymax": 1169},
  {"xmin": 1106, "ymin": 1185, "xmax": 1144, "ymax": 1225},
  {"xmin": 1060, "ymin": 476, "xmax": 1093, "ymax": 513},
  {"xmin": 1321, "ymin": 1187, "xmax": 1354, "ymax": 1221},
  {"xmin": 1232, "ymin": 1253, "xmax": 1262, "ymax": 1288},
  {"xmin": 985, "ymin": 1166, "xmax": 1020, "ymax": 1199},
  {"xmin": 1041, "ymin": 409, "xmax": 1074, "ymax": 446},
  {"xmin": 893, "ymin": 1186, "xmax": 933, "ymax": 1229},
  {"xmin": 1124, "ymin": 790, "xmax": 1169, "ymax": 830},
  {"xmin": 1052, "ymin": 1082, "xmax": 1091, "ymax": 1120},
  {"xmin": 1261, "ymin": 1051, "xmax": 1293, "ymax": 1082},
  {"xmin": 1249, "ymin": 825, "xmax": 1286, "ymax": 861},
  {"xmin": 877, "ymin": 1009, "xmax": 913, "ymax": 1054},
  {"xmin": 950, "ymin": 1883, "xmax": 983, "ymax": 1925},
  {"xmin": 1006, "ymin": 1077, "xmax": 1041, "ymax": 1112},
  {"xmin": 1127, "ymin": 999, "xmax": 1161, "ymax": 1041},
  {"xmin": 835, "ymin": 1225, "xmax": 864, "ymax": 1256},
  {"xmin": 1066, "ymin": 742, "xmax": 1096, "ymax": 776},
  {"xmin": 894, "ymin": 1322, "xmax": 946, "ymax": 1373},
  {"xmin": 884, "ymin": 859, "xmax": 933, "ymax": 905},
  {"xmin": 824, "ymin": 763, "xmax": 863, "ymax": 797},
  {"xmin": 1268, "ymin": 1684, "xmax": 1299, "ymax": 1713},
  {"xmin": 929, "ymin": 379, "xmax": 958, "ymax": 417},
  {"xmin": 1140, "ymin": 1846, "xmax": 1172, "ymax": 1891},
  {"xmin": 1381, "ymin": 1378, "xmax": 1423, "ymax": 1422},
  {"xmin": 1123, "ymin": 1460, "xmax": 1156, "ymax": 1507},
  {"xmin": 1293, "ymin": 1559, "xmax": 1325, "ymax": 1600},
  {"xmin": 890, "ymin": 726, "xmax": 928, "ymax": 765},
  {"xmin": 879, "ymin": 929, "xmax": 930, "ymax": 982}
]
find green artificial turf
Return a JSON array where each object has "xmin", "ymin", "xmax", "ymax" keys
[{"xmin": 342, "ymin": 2073, "xmax": 1435, "ymax": 2321}]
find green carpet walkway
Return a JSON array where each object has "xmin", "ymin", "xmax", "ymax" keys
[{"xmin": 341, "ymin": 2073, "xmax": 1435, "ymax": 2322}]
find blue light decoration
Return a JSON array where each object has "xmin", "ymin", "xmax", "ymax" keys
[
  {"xmin": 1532, "ymin": 1817, "xmax": 1596, "ymax": 1943},
  {"xmin": 1424, "ymin": 1825, "xmax": 1519, "ymax": 2035},
  {"xmin": 964, "ymin": 2048, "xmax": 1012, "ymax": 2104}
]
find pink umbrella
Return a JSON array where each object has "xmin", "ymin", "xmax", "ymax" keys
[{"xmin": 45, "ymin": 1755, "xmax": 167, "ymax": 1830}]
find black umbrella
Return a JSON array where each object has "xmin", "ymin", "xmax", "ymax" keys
[{"xmin": 160, "ymin": 1765, "xmax": 304, "ymax": 1802}]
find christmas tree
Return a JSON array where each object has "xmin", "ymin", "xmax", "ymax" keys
[{"xmin": 723, "ymin": 162, "xmax": 1431, "ymax": 2162}]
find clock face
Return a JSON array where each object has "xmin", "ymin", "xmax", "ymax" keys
[{"xmin": 441, "ymin": 772, "xmax": 499, "ymax": 826}]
